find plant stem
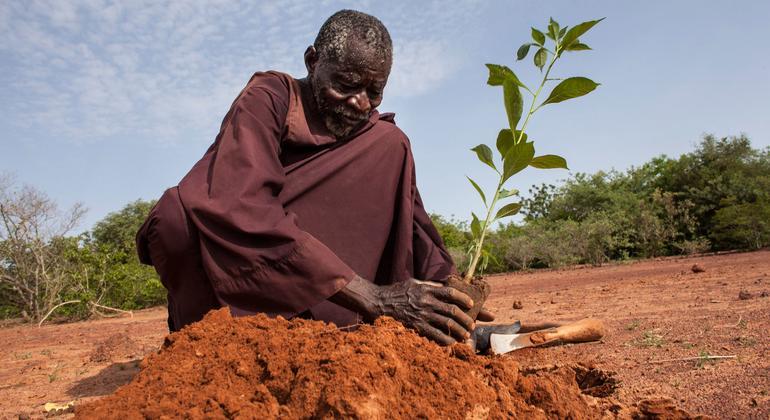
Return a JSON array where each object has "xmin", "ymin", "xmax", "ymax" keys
[
  {"xmin": 516, "ymin": 52, "xmax": 559, "ymax": 144},
  {"xmin": 464, "ymin": 177, "xmax": 505, "ymax": 281}
]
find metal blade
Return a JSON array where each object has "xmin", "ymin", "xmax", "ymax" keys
[{"xmin": 489, "ymin": 332, "xmax": 536, "ymax": 355}]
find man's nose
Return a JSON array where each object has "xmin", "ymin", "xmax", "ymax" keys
[{"xmin": 347, "ymin": 91, "xmax": 371, "ymax": 114}]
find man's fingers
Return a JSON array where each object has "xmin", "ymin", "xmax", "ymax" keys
[
  {"xmin": 417, "ymin": 323, "xmax": 456, "ymax": 346},
  {"xmin": 430, "ymin": 286, "xmax": 474, "ymax": 310},
  {"xmin": 477, "ymin": 308, "xmax": 496, "ymax": 322},
  {"xmin": 433, "ymin": 300, "xmax": 475, "ymax": 332},
  {"xmin": 427, "ymin": 313, "xmax": 471, "ymax": 342}
]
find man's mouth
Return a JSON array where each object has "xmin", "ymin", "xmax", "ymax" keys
[{"xmin": 332, "ymin": 108, "xmax": 367, "ymax": 126}]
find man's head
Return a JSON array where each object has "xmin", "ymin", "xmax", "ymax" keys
[{"xmin": 305, "ymin": 10, "xmax": 392, "ymax": 138}]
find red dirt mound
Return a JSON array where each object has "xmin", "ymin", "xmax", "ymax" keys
[{"xmin": 76, "ymin": 308, "xmax": 698, "ymax": 419}]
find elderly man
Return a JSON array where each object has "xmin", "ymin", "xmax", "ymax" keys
[{"xmin": 137, "ymin": 10, "xmax": 492, "ymax": 346}]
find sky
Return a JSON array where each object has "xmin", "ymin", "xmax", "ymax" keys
[{"xmin": 1, "ymin": 0, "xmax": 769, "ymax": 231}]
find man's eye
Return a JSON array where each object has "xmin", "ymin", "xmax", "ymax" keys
[
  {"xmin": 335, "ymin": 81, "xmax": 358, "ymax": 92},
  {"xmin": 367, "ymin": 89, "xmax": 382, "ymax": 99}
]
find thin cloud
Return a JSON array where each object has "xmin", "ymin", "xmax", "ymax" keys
[{"xmin": 0, "ymin": 0, "xmax": 485, "ymax": 145}]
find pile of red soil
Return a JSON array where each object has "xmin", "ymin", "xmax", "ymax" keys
[{"xmin": 77, "ymin": 309, "xmax": 698, "ymax": 419}]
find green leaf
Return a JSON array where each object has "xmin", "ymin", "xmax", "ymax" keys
[
  {"xmin": 503, "ymin": 80, "xmax": 523, "ymax": 131},
  {"xmin": 497, "ymin": 130, "xmax": 529, "ymax": 158},
  {"xmin": 541, "ymin": 77, "xmax": 599, "ymax": 106},
  {"xmin": 471, "ymin": 212, "xmax": 481, "ymax": 239},
  {"xmin": 516, "ymin": 43, "xmax": 533, "ymax": 60},
  {"xmin": 496, "ymin": 129, "xmax": 514, "ymax": 158},
  {"xmin": 471, "ymin": 144, "xmax": 497, "ymax": 171},
  {"xmin": 565, "ymin": 42, "xmax": 591, "ymax": 51},
  {"xmin": 485, "ymin": 64, "xmax": 525, "ymax": 88},
  {"xmin": 466, "ymin": 176, "xmax": 487, "ymax": 206},
  {"xmin": 560, "ymin": 18, "xmax": 604, "ymax": 51},
  {"xmin": 531, "ymin": 27, "xmax": 545, "ymax": 45},
  {"xmin": 559, "ymin": 26, "xmax": 567, "ymax": 39},
  {"xmin": 495, "ymin": 202, "xmax": 523, "ymax": 220},
  {"xmin": 547, "ymin": 18, "xmax": 560, "ymax": 41},
  {"xmin": 499, "ymin": 188, "xmax": 519, "ymax": 199},
  {"xmin": 534, "ymin": 47, "xmax": 548, "ymax": 70},
  {"xmin": 530, "ymin": 154, "xmax": 569, "ymax": 169},
  {"xmin": 502, "ymin": 141, "xmax": 535, "ymax": 182}
]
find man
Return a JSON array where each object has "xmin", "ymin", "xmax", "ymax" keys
[{"xmin": 137, "ymin": 10, "xmax": 493, "ymax": 346}]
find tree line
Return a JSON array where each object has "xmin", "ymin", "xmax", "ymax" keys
[
  {"xmin": 434, "ymin": 134, "xmax": 770, "ymax": 273},
  {"xmin": 1, "ymin": 134, "xmax": 768, "ymax": 322}
]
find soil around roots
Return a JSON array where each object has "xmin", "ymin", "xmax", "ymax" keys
[{"xmin": 76, "ymin": 308, "xmax": 701, "ymax": 419}]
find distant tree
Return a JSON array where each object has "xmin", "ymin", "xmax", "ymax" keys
[
  {"xmin": 522, "ymin": 183, "xmax": 556, "ymax": 221},
  {"xmin": 85, "ymin": 199, "xmax": 164, "ymax": 310},
  {"xmin": 711, "ymin": 198, "xmax": 770, "ymax": 250},
  {"xmin": 92, "ymin": 199, "xmax": 156, "ymax": 258},
  {"xmin": 0, "ymin": 175, "xmax": 86, "ymax": 321},
  {"xmin": 653, "ymin": 135, "xmax": 770, "ymax": 240},
  {"xmin": 429, "ymin": 214, "xmax": 470, "ymax": 249}
]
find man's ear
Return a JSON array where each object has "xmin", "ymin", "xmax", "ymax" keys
[{"xmin": 304, "ymin": 46, "xmax": 318, "ymax": 76}]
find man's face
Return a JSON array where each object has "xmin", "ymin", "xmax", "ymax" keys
[{"xmin": 307, "ymin": 41, "xmax": 390, "ymax": 138}]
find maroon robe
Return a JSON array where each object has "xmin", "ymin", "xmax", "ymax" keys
[{"xmin": 137, "ymin": 71, "xmax": 456, "ymax": 330}]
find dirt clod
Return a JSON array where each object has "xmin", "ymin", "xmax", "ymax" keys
[
  {"xmin": 512, "ymin": 300, "xmax": 524, "ymax": 309},
  {"xmin": 738, "ymin": 290, "xmax": 753, "ymax": 300},
  {"xmin": 691, "ymin": 264, "xmax": 705, "ymax": 273},
  {"xmin": 88, "ymin": 333, "xmax": 144, "ymax": 363},
  {"xmin": 76, "ymin": 309, "xmax": 695, "ymax": 419}
]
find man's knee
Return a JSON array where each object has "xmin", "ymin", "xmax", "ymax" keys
[{"xmin": 137, "ymin": 187, "xmax": 198, "ymax": 279}]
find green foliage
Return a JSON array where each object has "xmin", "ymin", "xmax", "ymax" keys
[
  {"xmin": 82, "ymin": 199, "xmax": 165, "ymax": 311},
  {"xmin": 92, "ymin": 199, "xmax": 156, "ymax": 257},
  {"xmin": 540, "ymin": 77, "xmax": 599, "ymax": 106},
  {"xmin": 711, "ymin": 198, "xmax": 770, "ymax": 249},
  {"xmin": 429, "ymin": 214, "xmax": 471, "ymax": 250},
  {"xmin": 441, "ymin": 134, "xmax": 769, "ymax": 274},
  {"xmin": 1, "ymin": 194, "xmax": 164, "ymax": 321}
]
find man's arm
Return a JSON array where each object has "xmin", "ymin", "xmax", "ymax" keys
[{"xmin": 178, "ymin": 74, "xmax": 355, "ymax": 318}]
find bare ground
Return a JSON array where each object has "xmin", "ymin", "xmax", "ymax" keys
[{"xmin": 1, "ymin": 250, "xmax": 768, "ymax": 419}]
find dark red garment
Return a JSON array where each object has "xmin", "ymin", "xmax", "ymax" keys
[{"xmin": 137, "ymin": 71, "xmax": 456, "ymax": 329}]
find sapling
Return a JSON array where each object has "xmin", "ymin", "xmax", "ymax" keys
[{"xmin": 463, "ymin": 17, "xmax": 604, "ymax": 282}]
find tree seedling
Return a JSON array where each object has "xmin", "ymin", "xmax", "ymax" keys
[{"xmin": 464, "ymin": 17, "xmax": 603, "ymax": 281}]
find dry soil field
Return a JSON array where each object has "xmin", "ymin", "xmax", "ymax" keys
[{"xmin": 1, "ymin": 250, "xmax": 768, "ymax": 418}]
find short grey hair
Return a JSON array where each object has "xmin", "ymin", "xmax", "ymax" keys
[{"xmin": 313, "ymin": 10, "xmax": 392, "ymax": 66}]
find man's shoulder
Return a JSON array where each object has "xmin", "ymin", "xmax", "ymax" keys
[
  {"xmin": 372, "ymin": 113, "xmax": 411, "ymax": 145},
  {"xmin": 244, "ymin": 71, "xmax": 293, "ymax": 93},
  {"xmin": 235, "ymin": 71, "xmax": 294, "ymax": 113}
]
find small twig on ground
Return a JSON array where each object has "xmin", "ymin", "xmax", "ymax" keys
[
  {"xmin": 89, "ymin": 302, "xmax": 134, "ymax": 317},
  {"xmin": 334, "ymin": 323, "xmax": 362, "ymax": 331},
  {"xmin": 649, "ymin": 355, "xmax": 736, "ymax": 364},
  {"xmin": 38, "ymin": 300, "xmax": 82, "ymax": 327}
]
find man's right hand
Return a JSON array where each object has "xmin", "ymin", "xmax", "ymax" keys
[
  {"xmin": 330, "ymin": 276, "xmax": 475, "ymax": 345},
  {"xmin": 374, "ymin": 278, "xmax": 475, "ymax": 345}
]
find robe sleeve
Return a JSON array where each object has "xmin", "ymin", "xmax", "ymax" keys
[
  {"xmin": 412, "ymin": 188, "xmax": 458, "ymax": 281},
  {"xmin": 177, "ymin": 74, "xmax": 355, "ymax": 317}
]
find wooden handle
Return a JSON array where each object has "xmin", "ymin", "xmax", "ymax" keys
[{"xmin": 538, "ymin": 319, "xmax": 605, "ymax": 344}]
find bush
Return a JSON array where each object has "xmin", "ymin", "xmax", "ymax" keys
[
  {"xmin": 434, "ymin": 135, "xmax": 769, "ymax": 273},
  {"xmin": 711, "ymin": 198, "xmax": 770, "ymax": 250}
]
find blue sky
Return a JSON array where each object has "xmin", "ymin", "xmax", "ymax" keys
[{"xmin": 1, "ymin": 0, "xmax": 769, "ymax": 230}]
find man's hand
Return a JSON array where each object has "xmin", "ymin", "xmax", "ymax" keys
[
  {"xmin": 477, "ymin": 308, "xmax": 496, "ymax": 322},
  {"xmin": 375, "ymin": 278, "xmax": 475, "ymax": 345},
  {"xmin": 330, "ymin": 276, "xmax": 475, "ymax": 345}
]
